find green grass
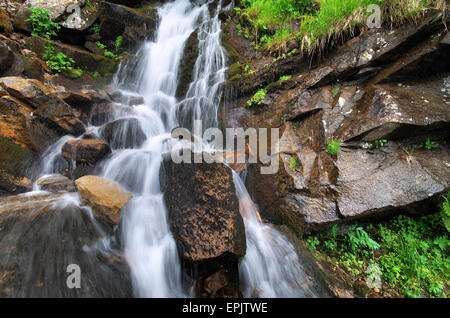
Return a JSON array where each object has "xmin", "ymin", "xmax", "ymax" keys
[
  {"xmin": 306, "ymin": 203, "xmax": 450, "ymax": 297},
  {"xmin": 238, "ymin": 0, "xmax": 441, "ymax": 53}
]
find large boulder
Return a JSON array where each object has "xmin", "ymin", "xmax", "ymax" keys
[
  {"xmin": 99, "ymin": 118, "xmax": 146, "ymax": 149},
  {"xmin": 34, "ymin": 95, "xmax": 86, "ymax": 136},
  {"xmin": 0, "ymin": 192, "xmax": 133, "ymax": 297},
  {"xmin": 160, "ymin": 151, "xmax": 246, "ymax": 297},
  {"xmin": 0, "ymin": 41, "xmax": 14, "ymax": 74},
  {"xmin": 160, "ymin": 152, "xmax": 246, "ymax": 262},
  {"xmin": 0, "ymin": 76, "xmax": 53, "ymax": 108},
  {"xmin": 62, "ymin": 138, "xmax": 111, "ymax": 165},
  {"xmin": 74, "ymin": 175, "xmax": 132, "ymax": 225}
]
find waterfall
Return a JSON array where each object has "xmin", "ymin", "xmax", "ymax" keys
[{"xmin": 3, "ymin": 0, "xmax": 326, "ymax": 298}]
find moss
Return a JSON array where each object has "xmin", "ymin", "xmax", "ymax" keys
[
  {"xmin": 63, "ymin": 68, "xmax": 83, "ymax": 79},
  {"xmin": 0, "ymin": 137, "xmax": 35, "ymax": 177}
]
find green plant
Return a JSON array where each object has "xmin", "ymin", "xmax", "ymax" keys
[
  {"xmin": 91, "ymin": 23, "xmax": 101, "ymax": 35},
  {"xmin": 424, "ymin": 138, "xmax": 438, "ymax": 150},
  {"xmin": 104, "ymin": 50, "xmax": 116, "ymax": 58},
  {"xmin": 26, "ymin": 7, "xmax": 61, "ymax": 39},
  {"xmin": 306, "ymin": 236, "xmax": 319, "ymax": 251},
  {"xmin": 247, "ymin": 88, "xmax": 267, "ymax": 107},
  {"xmin": 43, "ymin": 46, "xmax": 75, "ymax": 72},
  {"xmin": 289, "ymin": 156, "xmax": 297, "ymax": 170},
  {"xmin": 440, "ymin": 192, "xmax": 450, "ymax": 232},
  {"xmin": 331, "ymin": 81, "xmax": 341, "ymax": 97},
  {"xmin": 278, "ymin": 75, "xmax": 292, "ymax": 82},
  {"xmin": 86, "ymin": 1, "xmax": 94, "ymax": 8},
  {"xmin": 96, "ymin": 41, "xmax": 106, "ymax": 49},
  {"xmin": 375, "ymin": 139, "xmax": 388, "ymax": 149},
  {"xmin": 326, "ymin": 138, "xmax": 341, "ymax": 156},
  {"xmin": 115, "ymin": 35, "xmax": 123, "ymax": 52}
]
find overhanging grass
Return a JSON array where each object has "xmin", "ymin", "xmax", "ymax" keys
[{"xmin": 238, "ymin": 0, "xmax": 443, "ymax": 54}]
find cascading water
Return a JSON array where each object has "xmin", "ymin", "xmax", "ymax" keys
[{"xmin": 1, "ymin": 0, "xmax": 328, "ymax": 298}]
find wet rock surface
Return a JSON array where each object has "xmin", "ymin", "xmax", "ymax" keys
[
  {"xmin": 62, "ymin": 139, "xmax": 111, "ymax": 165},
  {"xmin": 99, "ymin": 118, "xmax": 146, "ymax": 149},
  {"xmin": 223, "ymin": 9, "xmax": 450, "ymax": 235},
  {"xmin": 74, "ymin": 175, "xmax": 132, "ymax": 225},
  {"xmin": 36, "ymin": 174, "xmax": 76, "ymax": 193},
  {"xmin": 160, "ymin": 152, "xmax": 246, "ymax": 297},
  {"xmin": 0, "ymin": 192, "xmax": 133, "ymax": 297}
]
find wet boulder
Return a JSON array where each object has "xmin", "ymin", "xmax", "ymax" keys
[
  {"xmin": 74, "ymin": 175, "xmax": 132, "ymax": 225},
  {"xmin": 61, "ymin": 139, "xmax": 111, "ymax": 165},
  {"xmin": 36, "ymin": 174, "xmax": 76, "ymax": 193},
  {"xmin": 0, "ymin": 8, "xmax": 13, "ymax": 35},
  {"xmin": 0, "ymin": 76, "xmax": 52, "ymax": 108},
  {"xmin": 0, "ymin": 41, "xmax": 14, "ymax": 75},
  {"xmin": 160, "ymin": 151, "xmax": 246, "ymax": 297},
  {"xmin": 35, "ymin": 95, "xmax": 86, "ymax": 136},
  {"xmin": 99, "ymin": 118, "xmax": 146, "ymax": 149},
  {"xmin": 0, "ymin": 192, "xmax": 133, "ymax": 297}
]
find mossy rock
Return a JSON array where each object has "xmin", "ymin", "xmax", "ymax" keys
[{"xmin": 0, "ymin": 136, "xmax": 37, "ymax": 195}]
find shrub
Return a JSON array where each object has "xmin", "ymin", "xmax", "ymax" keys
[
  {"xmin": 441, "ymin": 191, "xmax": 450, "ymax": 232},
  {"xmin": 26, "ymin": 7, "xmax": 61, "ymax": 39}
]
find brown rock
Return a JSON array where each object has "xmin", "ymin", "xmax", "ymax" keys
[
  {"xmin": 0, "ymin": 76, "xmax": 54, "ymax": 108},
  {"xmin": 34, "ymin": 95, "xmax": 86, "ymax": 136},
  {"xmin": 61, "ymin": 139, "xmax": 111, "ymax": 164},
  {"xmin": 0, "ymin": 8, "xmax": 13, "ymax": 35},
  {"xmin": 75, "ymin": 175, "xmax": 132, "ymax": 225},
  {"xmin": 159, "ymin": 152, "xmax": 246, "ymax": 262},
  {"xmin": 36, "ymin": 174, "xmax": 76, "ymax": 193}
]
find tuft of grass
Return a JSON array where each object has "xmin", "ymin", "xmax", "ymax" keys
[
  {"xmin": 279, "ymin": 75, "xmax": 292, "ymax": 82},
  {"xmin": 326, "ymin": 138, "xmax": 341, "ymax": 156}
]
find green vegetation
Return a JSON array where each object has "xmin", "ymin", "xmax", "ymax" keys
[
  {"xmin": 91, "ymin": 23, "xmax": 101, "ymax": 35},
  {"xmin": 289, "ymin": 156, "xmax": 297, "ymax": 170},
  {"xmin": 326, "ymin": 138, "xmax": 341, "ymax": 156},
  {"xmin": 441, "ymin": 192, "xmax": 450, "ymax": 232},
  {"xmin": 278, "ymin": 75, "xmax": 292, "ymax": 82},
  {"xmin": 374, "ymin": 139, "xmax": 388, "ymax": 149},
  {"xmin": 115, "ymin": 35, "xmax": 123, "ymax": 52},
  {"xmin": 247, "ymin": 88, "xmax": 267, "ymax": 107},
  {"xmin": 43, "ymin": 46, "xmax": 75, "ymax": 72},
  {"xmin": 86, "ymin": 1, "xmax": 94, "ymax": 9},
  {"xmin": 306, "ymin": 204, "xmax": 450, "ymax": 297},
  {"xmin": 331, "ymin": 81, "xmax": 341, "ymax": 97},
  {"xmin": 26, "ymin": 7, "xmax": 61, "ymax": 39},
  {"xmin": 236, "ymin": 0, "xmax": 441, "ymax": 53},
  {"xmin": 96, "ymin": 41, "xmax": 117, "ymax": 58},
  {"xmin": 424, "ymin": 137, "xmax": 439, "ymax": 150}
]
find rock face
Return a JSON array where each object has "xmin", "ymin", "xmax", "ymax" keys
[
  {"xmin": 75, "ymin": 175, "xmax": 132, "ymax": 225},
  {"xmin": 224, "ymin": 9, "xmax": 450, "ymax": 235},
  {"xmin": 99, "ymin": 118, "xmax": 146, "ymax": 149},
  {"xmin": 0, "ymin": 192, "xmax": 133, "ymax": 297},
  {"xmin": 62, "ymin": 139, "xmax": 111, "ymax": 164},
  {"xmin": 160, "ymin": 152, "xmax": 246, "ymax": 297}
]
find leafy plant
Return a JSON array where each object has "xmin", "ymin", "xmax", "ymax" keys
[
  {"xmin": 440, "ymin": 191, "xmax": 450, "ymax": 232},
  {"xmin": 247, "ymin": 88, "xmax": 267, "ymax": 107},
  {"xmin": 331, "ymin": 81, "xmax": 341, "ymax": 97},
  {"xmin": 424, "ymin": 138, "xmax": 438, "ymax": 150},
  {"xmin": 278, "ymin": 75, "xmax": 292, "ymax": 82},
  {"xmin": 86, "ymin": 1, "xmax": 94, "ymax": 8},
  {"xmin": 96, "ymin": 41, "xmax": 106, "ymax": 50},
  {"xmin": 26, "ymin": 7, "xmax": 61, "ymax": 39},
  {"xmin": 289, "ymin": 156, "xmax": 297, "ymax": 170},
  {"xmin": 326, "ymin": 138, "xmax": 341, "ymax": 156},
  {"xmin": 91, "ymin": 23, "xmax": 101, "ymax": 35},
  {"xmin": 43, "ymin": 46, "xmax": 75, "ymax": 72},
  {"xmin": 115, "ymin": 35, "xmax": 123, "ymax": 52},
  {"xmin": 374, "ymin": 139, "xmax": 388, "ymax": 149}
]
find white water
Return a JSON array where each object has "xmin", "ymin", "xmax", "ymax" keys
[{"xmin": 32, "ymin": 0, "xmax": 322, "ymax": 298}]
